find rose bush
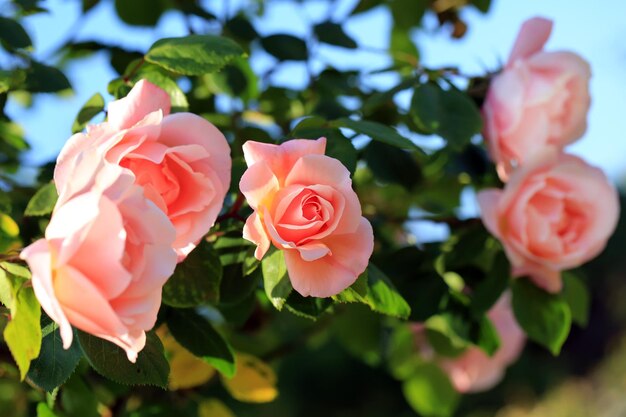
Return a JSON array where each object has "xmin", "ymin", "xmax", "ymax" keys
[
  {"xmin": 239, "ymin": 138, "xmax": 374, "ymax": 297},
  {"xmin": 21, "ymin": 149, "xmax": 177, "ymax": 362},
  {"xmin": 478, "ymin": 150, "xmax": 619, "ymax": 292},
  {"xmin": 55, "ymin": 80, "xmax": 231, "ymax": 260},
  {"xmin": 482, "ymin": 17, "xmax": 591, "ymax": 179}
]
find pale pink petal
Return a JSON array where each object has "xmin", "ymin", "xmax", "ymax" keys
[
  {"xmin": 239, "ymin": 161, "xmax": 280, "ymax": 210},
  {"xmin": 242, "ymin": 138, "xmax": 327, "ymax": 181},
  {"xmin": 108, "ymin": 80, "xmax": 171, "ymax": 131},
  {"xmin": 55, "ymin": 265, "xmax": 128, "ymax": 340},
  {"xmin": 20, "ymin": 239, "xmax": 74, "ymax": 349},
  {"xmin": 54, "ymin": 132, "xmax": 91, "ymax": 192},
  {"xmin": 508, "ymin": 17, "xmax": 553, "ymax": 64},
  {"xmin": 243, "ymin": 212, "xmax": 271, "ymax": 260},
  {"xmin": 285, "ymin": 154, "xmax": 351, "ymax": 190},
  {"xmin": 159, "ymin": 113, "xmax": 231, "ymax": 194},
  {"xmin": 284, "ymin": 218, "xmax": 373, "ymax": 297},
  {"xmin": 296, "ymin": 242, "xmax": 331, "ymax": 261},
  {"xmin": 477, "ymin": 189, "xmax": 503, "ymax": 237}
]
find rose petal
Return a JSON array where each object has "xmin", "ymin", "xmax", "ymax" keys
[
  {"xmin": 242, "ymin": 138, "xmax": 327, "ymax": 181},
  {"xmin": 20, "ymin": 239, "xmax": 74, "ymax": 349},
  {"xmin": 243, "ymin": 211, "xmax": 271, "ymax": 260},
  {"xmin": 108, "ymin": 80, "xmax": 171, "ymax": 131},
  {"xmin": 240, "ymin": 161, "xmax": 280, "ymax": 210},
  {"xmin": 508, "ymin": 17, "xmax": 553, "ymax": 64},
  {"xmin": 285, "ymin": 218, "xmax": 373, "ymax": 297}
]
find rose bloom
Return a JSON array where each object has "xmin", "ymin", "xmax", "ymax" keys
[
  {"xmin": 478, "ymin": 150, "xmax": 619, "ymax": 293},
  {"xmin": 55, "ymin": 80, "xmax": 231, "ymax": 260},
  {"xmin": 239, "ymin": 138, "xmax": 374, "ymax": 297},
  {"xmin": 439, "ymin": 293, "xmax": 525, "ymax": 393},
  {"xmin": 21, "ymin": 150, "xmax": 177, "ymax": 362},
  {"xmin": 482, "ymin": 17, "xmax": 591, "ymax": 179}
]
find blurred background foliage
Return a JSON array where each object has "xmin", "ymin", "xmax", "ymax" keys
[{"xmin": 0, "ymin": 0, "xmax": 624, "ymax": 416}]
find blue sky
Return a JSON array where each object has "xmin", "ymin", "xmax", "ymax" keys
[{"xmin": 6, "ymin": 0, "xmax": 626, "ymax": 184}]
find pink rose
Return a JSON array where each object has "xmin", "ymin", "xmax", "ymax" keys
[
  {"xmin": 239, "ymin": 138, "xmax": 374, "ymax": 297},
  {"xmin": 478, "ymin": 150, "xmax": 619, "ymax": 293},
  {"xmin": 440, "ymin": 293, "xmax": 525, "ymax": 393},
  {"xmin": 55, "ymin": 80, "xmax": 231, "ymax": 260},
  {"xmin": 21, "ymin": 150, "xmax": 177, "ymax": 362},
  {"xmin": 482, "ymin": 17, "xmax": 591, "ymax": 179}
]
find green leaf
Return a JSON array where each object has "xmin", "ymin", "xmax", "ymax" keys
[
  {"xmin": 162, "ymin": 240, "xmax": 222, "ymax": 308},
  {"xmin": 389, "ymin": 28, "xmax": 419, "ymax": 67},
  {"xmin": 60, "ymin": 374, "xmax": 99, "ymax": 417},
  {"xmin": 390, "ymin": 0, "xmax": 428, "ymax": 29},
  {"xmin": 402, "ymin": 362, "xmax": 460, "ymax": 417},
  {"xmin": 219, "ymin": 263, "xmax": 261, "ymax": 306},
  {"xmin": 324, "ymin": 131, "xmax": 358, "ymax": 175},
  {"xmin": 470, "ymin": 252, "xmax": 510, "ymax": 317},
  {"xmin": 224, "ymin": 16, "xmax": 258, "ymax": 43},
  {"xmin": 114, "ymin": 0, "xmax": 165, "ymax": 26},
  {"xmin": 470, "ymin": 0, "xmax": 491, "ymax": 13},
  {"xmin": 27, "ymin": 319, "xmax": 82, "ymax": 392},
  {"xmin": 410, "ymin": 82, "xmax": 482, "ymax": 149},
  {"xmin": 206, "ymin": 57, "xmax": 259, "ymax": 104},
  {"xmin": 146, "ymin": 35, "xmax": 245, "ymax": 76},
  {"xmin": 0, "ymin": 17, "xmax": 32, "ymax": 49},
  {"xmin": 512, "ymin": 279, "xmax": 572, "ymax": 356},
  {"xmin": 1, "ymin": 264, "xmax": 41, "ymax": 379},
  {"xmin": 331, "ymin": 305, "xmax": 382, "ymax": 365},
  {"xmin": 72, "ymin": 93, "xmax": 104, "ymax": 133},
  {"xmin": 0, "ymin": 69, "xmax": 26, "ymax": 93},
  {"xmin": 167, "ymin": 309, "xmax": 236, "ymax": 378},
  {"xmin": 24, "ymin": 62, "xmax": 72, "ymax": 93},
  {"xmin": 36, "ymin": 403, "xmax": 58, "ymax": 417},
  {"xmin": 476, "ymin": 315, "xmax": 501, "ymax": 357},
  {"xmin": 562, "ymin": 272, "xmax": 590, "ymax": 327},
  {"xmin": 362, "ymin": 77, "xmax": 417, "ymax": 115},
  {"xmin": 24, "ymin": 182, "xmax": 58, "ymax": 217},
  {"xmin": 0, "ymin": 213, "xmax": 20, "ymax": 253},
  {"xmin": 424, "ymin": 313, "xmax": 470, "ymax": 357},
  {"xmin": 78, "ymin": 331, "xmax": 169, "ymax": 388},
  {"xmin": 334, "ymin": 265, "xmax": 411, "ymax": 319},
  {"xmin": 261, "ymin": 249, "xmax": 292, "ymax": 311},
  {"xmin": 364, "ymin": 141, "xmax": 421, "ymax": 189},
  {"xmin": 314, "ymin": 22, "xmax": 357, "ymax": 49},
  {"xmin": 82, "ymin": 0, "xmax": 100, "ymax": 13},
  {"xmin": 350, "ymin": 0, "xmax": 382, "ymax": 15},
  {"xmin": 284, "ymin": 292, "xmax": 333, "ymax": 321},
  {"xmin": 330, "ymin": 117, "xmax": 418, "ymax": 150},
  {"xmin": 260, "ymin": 34, "xmax": 308, "ymax": 61}
]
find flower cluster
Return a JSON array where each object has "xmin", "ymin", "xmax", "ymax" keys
[
  {"xmin": 21, "ymin": 80, "xmax": 232, "ymax": 361},
  {"xmin": 479, "ymin": 17, "xmax": 619, "ymax": 293},
  {"xmin": 20, "ymin": 81, "xmax": 372, "ymax": 361}
]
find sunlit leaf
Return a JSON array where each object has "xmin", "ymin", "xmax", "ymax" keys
[
  {"xmin": 146, "ymin": 35, "xmax": 245, "ymax": 75},
  {"xmin": 222, "ymin": 353, "xmax": 278, "ymax": 403}
]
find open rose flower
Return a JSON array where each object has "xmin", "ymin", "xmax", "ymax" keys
[
  {"xmin": 55, "ymin": 80, "xmax": 231, "ymax": 260},
  {"xmin": 21, "ymin": 150, "xmax": 177, "ymax": 362},
  {"xmin": 239, "ymin": 138, "xmax": 373, "ymax": 297},
  {"xmin": 439, "ymin": 293, "xmax": 525, "ymax": 393},
  {"xmin": 478, "ymin": 150, "xmax": 619, "ymax": 292},
  {"xmin": 483, "ymin": 17, "xmax": 591, "ymax": 179}
]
